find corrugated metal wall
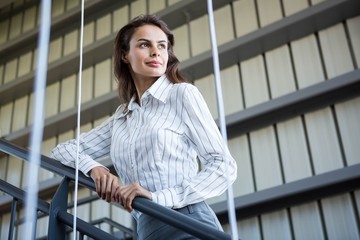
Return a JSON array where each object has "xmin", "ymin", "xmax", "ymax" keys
[{"xmin": 0, "ymin": 0, "xmax": 359, "ymax": 239}]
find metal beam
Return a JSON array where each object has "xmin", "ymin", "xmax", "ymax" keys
[
  {"xmin": 225, "ymin": 69, "xmax": 360, "ymax": 138},
  {"xmin": 0, "ymin": 178, "xmax": 50, "ymax": 214},
  {"xmin": 212, "ymin": 163, "xmax": 360, "ymax": 222}
]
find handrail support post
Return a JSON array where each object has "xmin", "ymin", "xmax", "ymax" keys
[{"xmin": 48, "ymin": 177, "xmax": 70, "ymax": 239}]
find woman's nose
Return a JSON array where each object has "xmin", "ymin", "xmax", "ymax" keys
[{"xmin": 151, "ymin": 48, "xmax": 160, "ymax": 57}]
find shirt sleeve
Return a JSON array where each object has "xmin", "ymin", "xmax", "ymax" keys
[
  {"xmin": 151, "ymin": 84, "xmax": 237, "ymax": 208},
  {"xmin": 51, "ymin": 116, "xmax": 114, "ymax": 176}
]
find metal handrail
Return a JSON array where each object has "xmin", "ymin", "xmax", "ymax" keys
[{"xmin": 0, "ymin": 138, "xmax": 232, "ymax": 239}]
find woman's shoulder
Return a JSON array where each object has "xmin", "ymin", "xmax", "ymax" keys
[
  {"xmin": 172, "ymin": 82, "xmax": 198, "ymax": 94},
  {"xmin": 113, "ymin": 104, "xmax": 128, "ymax": 119}
]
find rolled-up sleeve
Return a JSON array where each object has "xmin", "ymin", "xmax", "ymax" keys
[{"xmin": 51, "ymin": 116, "xmax": 114, "ymax": 176}]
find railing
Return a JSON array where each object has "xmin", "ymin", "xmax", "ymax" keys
[
  {"xmin": 0, "ymin": 138, "xmax": 232, "ymax": 240},
  {"xmin": 2, "ymin": 137, "xmax": 360, "ymax": 239}
]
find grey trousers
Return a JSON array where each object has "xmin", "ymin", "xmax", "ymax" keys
[{"xmin": 137, "ymin": 201, "xmax": 223, "ymax": 240}]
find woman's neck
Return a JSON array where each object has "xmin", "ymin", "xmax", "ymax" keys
[{"xmin": 133, "ymin": 76, "xmax": 158, "ymax": 103}]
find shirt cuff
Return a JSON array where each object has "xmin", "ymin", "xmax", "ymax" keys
[
  {"xmin": 151, "ymin": 188, "xmax": 180, "ymax": 209},
  {"xmin": 81, "ymin": 160, "xmax": 109, "ymax": 177}
]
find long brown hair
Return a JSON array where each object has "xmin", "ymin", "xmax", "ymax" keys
[{"xmin": 113, "ymin": 14, "xmax": 190, "ymax": 105}]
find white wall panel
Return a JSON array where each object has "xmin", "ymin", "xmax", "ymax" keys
[
  {"xmin": 250, "ymin": 127, "xmax": 282, "ymax": 190},
  {"xmin": 17, "ymin": 51, "xmax": 32, "ymax": 77},
  {"xmin": 52, "ymin": 0, "xmax": 65, "ymax": 17},
  {"xmin": 6, "ymin": 156, "xmax": 22, "ymax": 187},
  {"xmin": 194, "ymin": 75, "xmax": 218, "ymax": 119},
  {"xmin": 235, "ymin": 218, "xmax": 261, "ymax": 240},
  {"xmin": 76, "ymin": 188, "xmax": 91, "ymax": 223},
  {"xmin": 322, "ymin": 194, "xmax": 360, "ymax": 239},
  {"xmin": 221, "ymin": 65, "xmax": 243, "ymax": 114},
  {"xmin": 172, "ymin": 25, "xmax": 190, "ymax": 62},
  {"xmin": 0, "ymin": 19, "xmax": 9, "ymax": 44},
  {"xmin": 81, "ymin": 66, "xmax": 94, "ymax": 103},
  {"xmin": 66, "ymin": 0, "xmax": 79, "ymax": 11},
  {"xmin": 261, "ymin": 211, "xmax": 291, "ymax": 240},
  {"xmin": 27, "ymin": 93, "xmax": 34, "ymax": 125},
  {"xmin": 63, "ymin": 29, "xmax": 78, "ymax": 56},
  {"xmin": 12, "ymin": 95, "xmax": 28, "ymax": 131},
  {"xmin": 257, "ymin": 0, "xmax": 282, "ymax": 27},
  {"xmin": 291, "ymin": 35, "xmax": 324, "ymax": 88},
  {"xmin": 319, "ymin": 23, "xmax": 353, "ymax": 78},
  {"xmin": 38, "ymin": 137, "xmax": 56, "ymax": 180},
  {"xmin": 93, "ymin": 115, "xmax": 109, "ymax": 127},
  {"xmin": 80, "ymin": 122, "xmax": 93, "ymax": 132},
  {"xmin": 290, "ymin": 203, "xmax": 324, "ymax": 239},
  {"xmin": 94, "ymin": 59, "xmax": 111, "ymax": 98},
  {"xmin": 96, "ymin": 14, "xmax": 111, "ymax": 41},
  {"xmin": 241, "ymin": 55, "xmax": 269, "ymax": 107},
  {"xmin": 0, "ymin": 156, "xmax": 7, "ymax": 181},
  {"xmin": 305, "ymin": 108, "xmax": 343, "ymax": 174},
  {"xmin": 233, "ymin": 0, "xmax": 258, "ymax": 37},
  {"xmin": 91, "ymin": 199, "xmax": 110, "ymax": 232},
  {"xmin": 347, "ymin": 16, "xmax": 360, "ymax": 66},
  {"xmin": 335, "ymin": 97, "xmax": 360, "ymax": 166},
  {"xmin": 0, "ymin": 102, "xmax": 13, "ymax": 136},
  {"xmin": 45, "ymin": 82, "xmax": 60, "ymax": 118},
  {"xmin": 111, "ymin": 205, "xmax": 133, "ymax": 229},
  {"xmin": 58, "ymin": 129, "xmax": 75, "ymax": 144},
  {"xmin": 48, "ymin": 38, "xmax": 63, "ymax": 63},
  {"xmin": 355, "ymin": 191, "xmax": 360, "ymax": 224},
  {"xmin": 0, "ymin": 64, "xmax": 4, "ymax": 85},
  {"xmin": 60, "ymin": 74, "xmax": 76, "ymax": 111},
  {"xmin": 228, "ymin": 135, "xmax": 253, "ymax": 196},
  {"xmin": 214, "ymin": 5, "xmax": 234, "ymax": 45},
  {"xmin": 0, "ymin": 213, "xmax": 10, "ymax": 240},
  {"xmin": 167, "ymin": 0, "xmax": 180, "ymax": 5},
  {"xmin": 277, "ymin": 118, "xmax": 312, "ymax": 182},
  {"xmin": 113, "ymin": 6, "xmax": 129, "ymax": 33},
  {"xmin": 22, "ymin": 6, "xmax": 37, "ymax": 32},
  {"xmin": 9, "ymin": 13, "xmax": 22, "ymax": 39},
  {"xmin": 311, "ymin": 0, "xmax": 326, "ymax": 5},
  {"xmin": 83, "ymin": 21, "xmax": 95, "ymax": 47},
  {"xmin": 3, "ymin": 58, "xmax": 17, "ymax": 84},
  {"xmin": 266, "ymin": 45, "xmax": 296, "ymax": 97},
  {"xmin": 148, "ymin": 0, "xmax": 165, "ymax": 14},
  {"xmin": 190, "ymin": 15, "xmax": 210, "ymax": 56},
  {"xmin": 130, "ymin": 0, "xmax": 147, "ymax": 19},
  {"xmin": 282, "ymin": 0, "xmax": 309, "ymax": 16}
]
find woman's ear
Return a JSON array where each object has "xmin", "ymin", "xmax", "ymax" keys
[{"xmin": 121, "ymin": 54, "xmax": 128, "ymax": 63}]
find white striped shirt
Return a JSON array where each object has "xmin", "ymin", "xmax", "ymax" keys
[{"xmin": 51, "ymin": 75, "xmax": 237, "ymax": 213}]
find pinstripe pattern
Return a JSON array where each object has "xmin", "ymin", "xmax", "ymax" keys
[{"xmin": 51, "ymin": 75, "xmax": 237, "ymax": 215}]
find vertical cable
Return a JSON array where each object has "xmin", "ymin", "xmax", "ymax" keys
[
  {"xmin": 73, "ymin": 0, "xmax": 85, "ymax": 239},
  {"xmin": 206, "ymin": 0, "xmax": 239, "ymax": 239},
  {"xmin": 22, "ymin": 0, "xmax": 51, "ymax": 239}
]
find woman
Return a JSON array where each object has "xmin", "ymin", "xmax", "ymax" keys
[{"xmin": 52, "ymin": 14, "xmax": 237, "ymax": 239}]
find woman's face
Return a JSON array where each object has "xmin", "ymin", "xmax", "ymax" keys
[{"xmin": 123, "ymin": 24, "xmax": 169, "ymax": 82}]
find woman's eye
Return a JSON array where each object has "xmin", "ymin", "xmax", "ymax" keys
[
  {"xmin": 159, "ymin": 44, "xmax": 166, "ymax": 49},
  {"xmin": 140, "ymin": 43, "xmax": 149, "ymax": 48}
]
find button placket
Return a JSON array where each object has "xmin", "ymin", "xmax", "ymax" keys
[{"xmin": 128, "ymin": 108, "xmax": 141, "ymax": 181}]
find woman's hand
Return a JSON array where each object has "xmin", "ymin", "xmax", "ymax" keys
[
  {"xmin": 89, "ymin": 166, "xmax": 120, "ymax": 203},
  {"xmin": 116, "ymin": 183, "xmax": 152, "ymax": 212}
]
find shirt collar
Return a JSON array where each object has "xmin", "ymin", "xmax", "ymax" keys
[
  {"xmin": 147, "ymin": 75, "xmax": 172, "ymax": 103},
  {"xmin": 114, "ymin": 75, "xmax": 173, "ymax": 119}
]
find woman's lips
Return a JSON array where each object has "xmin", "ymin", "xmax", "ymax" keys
[{"xmin": 146, "ymin": 61, "xmax": 161, "ymax": 67}]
